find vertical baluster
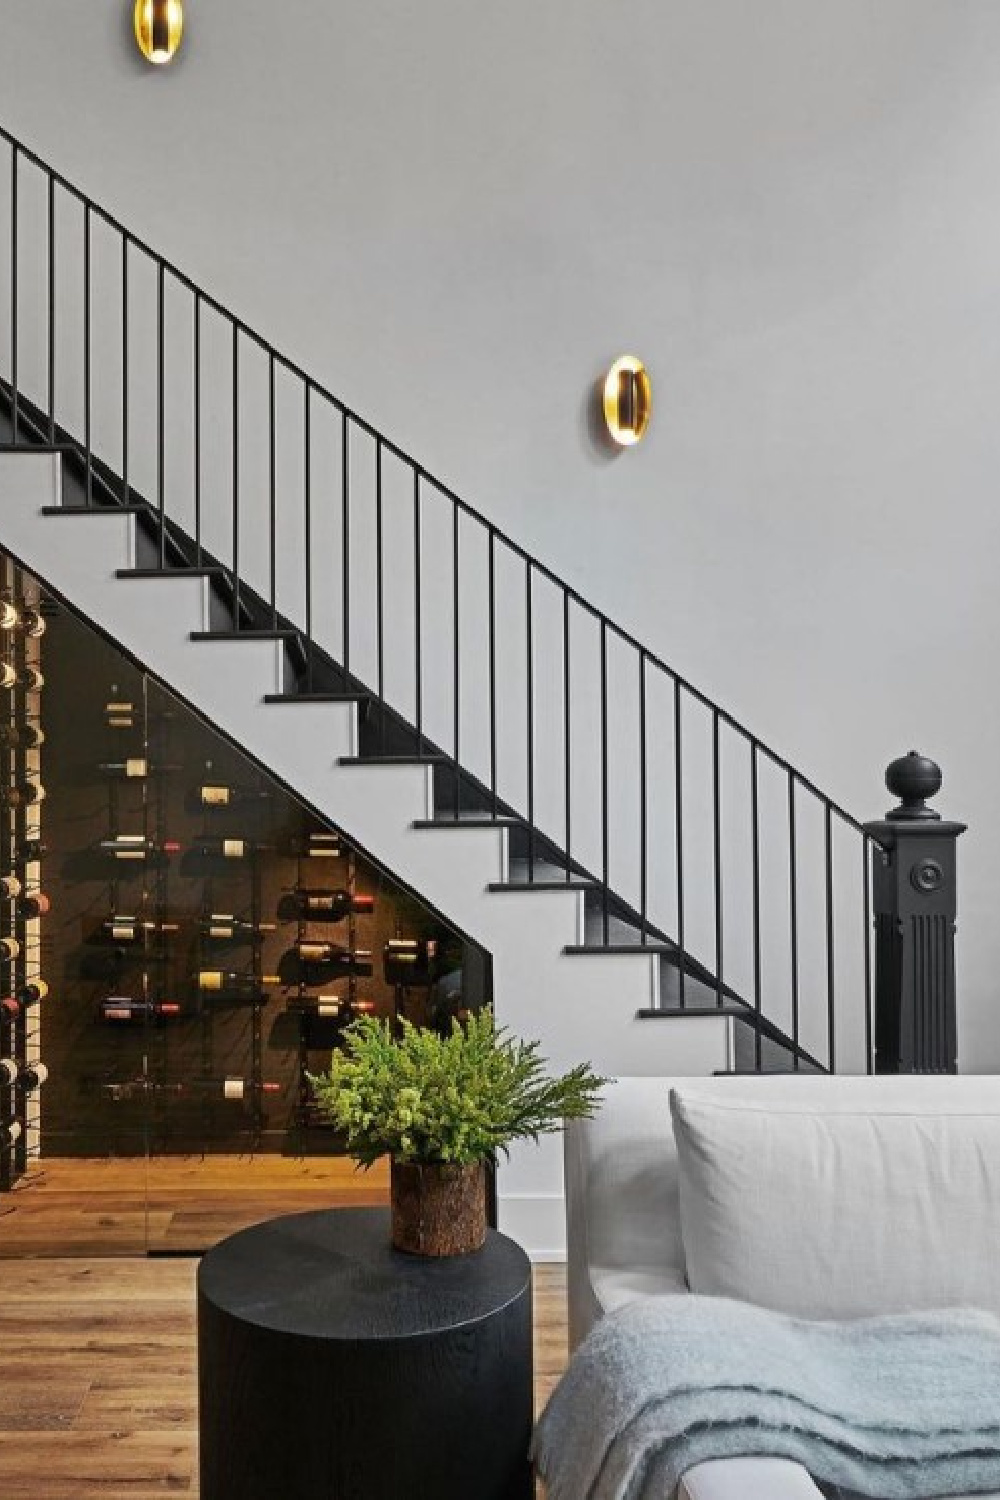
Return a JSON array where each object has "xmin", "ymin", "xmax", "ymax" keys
[
  {"xmin": 712, "ymin": 711, "xmax": 724, "ymax": 1007},
  {"xmin": 9, "ymin": 145, "xmax": 17, "ymax": 443},
  {"xmin": 413, "ymin": 469, "xmax": 423, "ymax": 754},
  {"xmin": 194, "ymin": 295, "xmax": 202, "ymax": 565},
  {"xmin": 121, "ymin": 236, "xmax": 129, "ymax": 506},
  {"xmin": 751, "ymin": 742, "xmax": 762, "ymax": 1069},
  {"xmin": 452, "ymin": 505, "xmax": 461, "ymax": 820},
  {"xmin": 488, "ymin": 527, "xmax": 497, "ymax": 818},
  {"xmin": 863, "ymin": 835, "xmax": 873, "ymax": 1074},
  {"xmin": 231, "ymin": 323, "xmax": 240, "ymax": 622},
  {"xmin": 267, "ymin": 353, "xmax": 275, "ymax": 626},
  {"xmin": 342, "ymin": 410, "xmax": 350, "ymax": 684},
  {"xmin": 375, "ymin": 438, "xmax": 384, "ymax": 749},
  {"xmin": 674, "ymin": 680, "xmax": 686, "ymax": 1009},
  {"xmin": 303, "ymin": 384, "xmax": 312, "ymax": 687},
  {"xmin": 788, "ymin": 773, "xmax": 800, "ymax": 1069},
  {"xmin": 526, "ymin": 562, "xmax": 534, "ymax": 878},
  {"xmin": 83, "ymin": 204, "xmax": 92, "ymax": 505},
  {"xmin": 639, "ymin": 649, "xmax": 648, "ymax": 945},
  {"xmin": 825, "ymin": 803, "xmax": 836, "ymax": 1072},
  {"xmin": 157, "ymin": 263, "xmax": 165, "ymax": 566},
  {"xmin": 47, "ymin": 176, "xmax": 56, "ymax": 442},
  {"xmin": 563, "ymin": 591, "xmax": 572, "ymax": 884},
  {"xmin": 600, "ymin": 620, "xmax": 609, "ymax": 944}
]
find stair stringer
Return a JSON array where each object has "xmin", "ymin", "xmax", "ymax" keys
[{"xmin": 0, "ymin": 452, "xmax": 735, "ymax": 1255}]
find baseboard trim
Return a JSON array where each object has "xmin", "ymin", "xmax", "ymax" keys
[{"xmin": 497, "ymin": 1192, "xmax": 566, "ymax": 1261}]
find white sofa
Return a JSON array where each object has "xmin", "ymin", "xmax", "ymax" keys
[{"xmin": 563, "ymin": 1074, "xmax": 1000, "ymax": 1500}]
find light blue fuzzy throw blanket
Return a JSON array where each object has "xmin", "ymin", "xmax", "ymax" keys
[{"xmin": 533, "ymin": 1296, "xmax": 1000, "ymax": 1500}]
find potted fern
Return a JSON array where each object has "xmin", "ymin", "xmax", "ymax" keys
[{"xmin": 309, "ymin": 1009, "xmax": 606, "ymax": 1256}]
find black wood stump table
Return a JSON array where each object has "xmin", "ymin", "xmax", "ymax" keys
[{"xmin": 198, "ymin": 1205, "xmax": 534, "ymax": 1500}]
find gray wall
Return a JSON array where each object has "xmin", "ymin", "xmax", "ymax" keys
[{"xmin": 1, "ymin": 2, "xmax": 999, "ymax": 1066}]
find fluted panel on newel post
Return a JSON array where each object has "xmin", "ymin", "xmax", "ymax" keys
[{"xmin": 864, "ymin": 753, "xmax": 966, "ymax": 1074}]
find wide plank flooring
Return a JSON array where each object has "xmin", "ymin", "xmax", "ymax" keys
[{"xmin": 0, "ymin": 1253, "xmax": 568, "ymax": 1498}]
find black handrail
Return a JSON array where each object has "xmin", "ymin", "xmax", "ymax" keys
[{"xmin": 0, "ymin": 119, "xmax": 883, "ymax": 1072}]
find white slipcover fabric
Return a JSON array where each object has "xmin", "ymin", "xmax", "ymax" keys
[
  {"xmin": 678, "ymin": 1458, "xmax": 824, "ymax": 1500},
  {"xmin": 562, "ymin": 1076, "xmax": 1000, "ymax": 1500},
  {"xmin": 670, "ymin": 1077, "xmax": 1000, "ymax": 1319}
]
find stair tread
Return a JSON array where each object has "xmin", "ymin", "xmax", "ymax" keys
[
  {"xmin": 117, "ymin": 567, "xmax": 225, "ymax": 579},
  {"xmin": 413, "ymin": 816, "xmax": 520, "ymax": 830},
  {"xmin": 637, "ymin": 1004, "xmax": 740, "ymax": 1018},
  {"xmin": 564, "ymin": 942, "xmax": 677, "ymax": 956},
  {"xmin": 42, "ymin": 503, "xmax": 148, "ymax": 516},
  {"xmin": 339, "ymin": 754, "xmax": 447, "ymax": 766},
  {"xmin": 488, "ymin": 880, "xmax": 591, "ymax": 893},
  {"xmin": 264, "ymin": 692, "xmax": 369, "ymax": 704},
  {"xmin": 191, "ymin": 629, "xmax": 301, "ymax": 641}
]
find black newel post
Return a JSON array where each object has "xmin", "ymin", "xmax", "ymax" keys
[{"xmin": 864, "ymin": 752, "xmax": 966, "ymax": 1074}]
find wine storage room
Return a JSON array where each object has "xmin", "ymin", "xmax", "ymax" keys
[{"xmin": 0, "ymin": 548, "xmax": 490, "ymax": 1256}]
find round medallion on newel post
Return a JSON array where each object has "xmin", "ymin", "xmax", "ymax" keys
[{"xmin": 864, "ymin": 752, "xmax": 966, "ymax": 1075}]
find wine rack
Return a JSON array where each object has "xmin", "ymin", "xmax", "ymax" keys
[{"xmin": 0, "ymin": 565, "xmax": 46, "ymax": 1193}]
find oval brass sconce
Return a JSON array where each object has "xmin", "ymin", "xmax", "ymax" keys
[
  {"xmin": 134, "ymin": 0, "xmax": 184, "ymax": 64},
  {"xmin": 603, "ymin": 356, "xmax": 651, "ymax": 447}
]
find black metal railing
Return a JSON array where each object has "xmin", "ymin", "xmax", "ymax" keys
[{"xmin": 0, "ymin": 122, "xmax": 933, "ymax": 1074}]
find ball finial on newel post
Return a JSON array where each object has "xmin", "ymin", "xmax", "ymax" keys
[{"xmin": 884, "ymin": 750, "xmax": 943, "ymax": 822}]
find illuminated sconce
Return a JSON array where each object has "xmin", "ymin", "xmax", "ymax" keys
[
  {"xmin": 134, "ymin": 0, "xmax": 184, "ymax": 65},
  {"xmin": 603, "ymin": 355, "xmax": 651, "ymax": 447}
]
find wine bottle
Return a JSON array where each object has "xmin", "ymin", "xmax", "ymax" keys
[
  {"xmin": 18, "ymin": 892, "xmax": 50, "ymax": 920},
  {"xmin": 21, "ymin": 606, "xmax": 46, "ymax": 639},
  {"xmin": 98, "ymin": 998, "xmax": 183, "ymax": 1024},
  {"xmin": 0, "ymin": 875, "xmax": 21, "ymax": 900},
  {"xmin": 292, "ymin": 832, "xmax": 343, "ymax": 859},
  {"xmin": 0, "ymin": 663, "xmax": 14, "ymax": 690},
  {"xmin": 383, "ymin": 938, "xmax": 439, "ymax": 986},
  {"xmin": 99, "ymin": 834, "xmax": 182, "ymax": 861},
  {"xmin": 1, "ymin": 781, "xmax": 45, "ymax": 807},
  {"xmin": 286, "ymin": 994, "xmax": 349, "ymax": 1021},
  {"xmin": 195, "ymin": 969, "xmax": 281, "ymax": 999},
  {"xmin": 102, "ymin": 915, "xmax": 181, "ymax": 942},
  {"xmin": 99, "ymin": 758, "xmax": 150, "ymax": 779},
  {"xmin": 280, "ymin": 888, "xmax": 374, "ymax": 923},
  {"xmin": 0, "ymin": 1118, "xmax": 22, "ymax": 1150},
  {"xmin": 0, "ymin": 938, "xmax": 21, "ymax": 963},
  {"xmin": 0, "ymin": 723, "xmax": 44, "ymax": 749},
  {"xmin": 0, "ymin": 601, "xmax": 19, "ymax": 631},
  {"xmin": 98, "ymin": 1075, "xmax": 281, "ymax": 1101},
  {"xmin": 0, "ymin": 997, "xmax": 20, "ymax": 1023},
  {"xmin": 23, "ymin": 666, "xmax": 43, "ymax": 692},
  {"xmin": 17, "ymin": 1063, "xmax": 48, "ymax": 1092},
  {"xmin": 196, "ymin": 782, "xmax": 270, "ymax": 808},
  {"xmin": 105, "ymin": 699, "xmax": 137, "ymax": 730},
  {"xmin": 192, "ymin": 837, "xmax": 266, "ymax": 860},
  {"xmin": 199, "ymin": 914, "xmax": 277, "ymax": 941},
  {"xmin": 19, "ymin": 980, "xmax": 47, "ymax": 1005},
  {"xmin": 0, "ymin": 1058, "xmax": 17, "ymax": 1086},
  {"xmin": 292, "ymin": 942, "xmax": 373, "ymax": 977},
  {"xmin": 17, "ymin": 838, "xmax": 45, "ymax": 863}
]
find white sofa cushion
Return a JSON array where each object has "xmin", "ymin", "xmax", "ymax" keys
[
  {"xmin": 678, "ymin": 1458, "xmax": 824, "ymax": 1500},
  {"xmin": 671, "ymin": 1077, "xmax": 1000, "ymax": 1319}
]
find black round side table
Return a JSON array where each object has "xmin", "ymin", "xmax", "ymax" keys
[{"xmin": 197, "ymin": 1206, "xmax": 534, "ymax": 1500}]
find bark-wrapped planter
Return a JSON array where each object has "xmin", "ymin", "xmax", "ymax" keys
[{"xmin": 390, "ymin": 1159, "xmax": 487, "ymax": 1257}]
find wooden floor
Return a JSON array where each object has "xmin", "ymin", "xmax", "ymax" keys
[
  {"xmin": 0, "ymin": 1256, "xmax": 569, "ymax": 1498},
  {"xmin": 0, "ymin": 1155, "xmax": 390, "ymax": 1256},
  {"xmin": 0, "ymin": 1160, "xmax": 569, "ymax": 1496}
]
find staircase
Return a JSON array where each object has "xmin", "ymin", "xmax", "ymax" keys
[{"xmin": 0, "ymin": 123, "xmax": 884, "ymax": 1252}]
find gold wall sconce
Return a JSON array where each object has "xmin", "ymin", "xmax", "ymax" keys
[
  {"xmin": 134, "ymin": 0, "xmax": 184, "ymax": 65},
  {"xmin": 603, "ymin": 356, "xmax": 651, "ymax": 447}
]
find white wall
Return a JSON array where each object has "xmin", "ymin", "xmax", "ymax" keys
[{"xmin": 1, "ymin": 2, "xmax": 999, "ymax": 1066}]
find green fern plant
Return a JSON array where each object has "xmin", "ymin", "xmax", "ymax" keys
[{"xmin": 308, "ymin": 1009, "xmax": 607, "ymax": 1167}]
